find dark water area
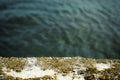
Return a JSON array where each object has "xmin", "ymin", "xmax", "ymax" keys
[{"xmin": 0, "ymin": 0, "xmax": 120, "ymax": 59}]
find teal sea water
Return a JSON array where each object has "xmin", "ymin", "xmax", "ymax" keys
[{"xmin": 0, "ymin": 0, "xmax": 120, "ymax": 58}]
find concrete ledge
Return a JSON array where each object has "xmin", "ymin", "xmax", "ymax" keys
[{"xmin": 0, "ymin": 57, "xmax": 120, "ymax": 80}]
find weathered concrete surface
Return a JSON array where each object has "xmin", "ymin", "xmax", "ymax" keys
[{"xmin": 0, "ymin": 57, "xmax": 120, "ymax": 80}]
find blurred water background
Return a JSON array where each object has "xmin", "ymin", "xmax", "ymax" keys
[{"xmin": 0, "ymin": 0, "xmax": 120, "ymax": 59}]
